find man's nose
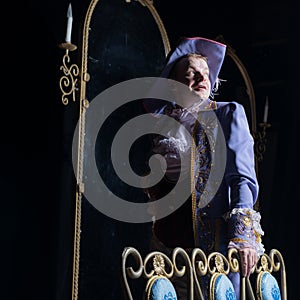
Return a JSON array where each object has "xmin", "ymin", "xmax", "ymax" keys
[{"xmin": 194, "ymin": 72, "xmax": 204, "ymax": 82}]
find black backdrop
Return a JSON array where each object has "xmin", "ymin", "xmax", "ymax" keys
[{"xmin": 5, "ymin": 0, "xmax": 296, "ymax": 299}]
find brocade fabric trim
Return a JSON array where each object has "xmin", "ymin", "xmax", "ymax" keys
[{"xmin": 224, "ymin": 208, "xmax": 265, "ymax": 256}]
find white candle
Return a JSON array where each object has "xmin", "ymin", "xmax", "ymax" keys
[
  {"xmin": 65, "ymin": 3, "xmax": 73, "ymax": 43},
  {"xmin": 263, "ymin": 96, "xmax": 269, "ymax": 123}
]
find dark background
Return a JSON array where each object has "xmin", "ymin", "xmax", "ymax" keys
[{"xmin": 4, "ymin": 0, "xmax": 295, "ymax": 299}]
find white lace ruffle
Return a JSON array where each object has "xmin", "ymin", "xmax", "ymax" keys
[
  {"xmin": 226, "ymin": 207, "xmax": 265, "ymax": 236},
  {"xmin": 157, "ymin": 136, "xmax": 190, "ymax": 153}
]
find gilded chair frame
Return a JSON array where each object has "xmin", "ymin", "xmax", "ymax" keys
[{"xmin": 122, "ymin": 247, "xmax": 287, "ymax": 299}]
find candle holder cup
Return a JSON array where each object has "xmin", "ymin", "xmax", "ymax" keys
[{"xmin": 59, "ymin": 42, "xmax": 77, "ymax": 52}]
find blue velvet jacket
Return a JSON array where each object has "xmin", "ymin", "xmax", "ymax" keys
[{"xmin": 148, "ymin": 99, "xmax": 264, "ymax": 256}]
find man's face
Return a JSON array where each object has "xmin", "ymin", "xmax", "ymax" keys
[{"xmin": 173, "ymin": 56, "xmax": 211, "ymax": 100}]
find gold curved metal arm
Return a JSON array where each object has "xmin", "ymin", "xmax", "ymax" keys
[
  {"xmin": 121, "ymin": 247, "xmax": 143, "ymax": 300},
  {"xmin": 172, "ymin": 247, "xmax": 194, "ymax": 300},
  {"xmin": 191, "ymin": 248, "xmax": 208, "ymax": 300}
]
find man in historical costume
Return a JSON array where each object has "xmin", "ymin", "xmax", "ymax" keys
[{"xmin": 143, "ymin": 37, "xmax": 264, "ymax": 299}]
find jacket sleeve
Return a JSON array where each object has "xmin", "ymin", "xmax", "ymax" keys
[{"xmin": 221, "ymin": 102, "xmax": 265, "ymax": 256}]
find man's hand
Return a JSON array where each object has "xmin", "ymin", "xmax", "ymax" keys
[{"xmin": 238, "ymin": 247, "xmax": 258, "ymax": 278}]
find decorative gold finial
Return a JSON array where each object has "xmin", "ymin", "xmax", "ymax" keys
[{"xmin": 153, "ymin": 254, "xmax": 166, "ymax": 276}]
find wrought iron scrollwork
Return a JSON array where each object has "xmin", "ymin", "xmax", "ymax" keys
[{"xmin": 59, "ymin": 44, "xmax": 79, "ymax": 105}]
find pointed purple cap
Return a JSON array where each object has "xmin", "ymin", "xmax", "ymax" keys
[
  {"xmin": 161, "ymin": 37, "xmax": 227, "ymax": 90},
  {"xmin": 143, "ymin": 37, "xmax": 227, "ymax": 113}
]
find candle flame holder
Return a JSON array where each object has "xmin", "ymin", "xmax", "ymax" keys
[
  {"xmin": 254, "ymin": 122, "xmax": 271, "ymax": 162},
  {"xmin": 59, "ymin": 42, "xmax": 79, "ymax": 105}
]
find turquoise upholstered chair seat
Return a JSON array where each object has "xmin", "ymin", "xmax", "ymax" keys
[
  {"xmin": 210, "ymin": 273, "xmax": 237, "ymax": 300},
  {"xmin": 257, "ymin": 271, "xmax": 281, "ymax": 300},
  {"xmin": 145, "ymin": 275, "xmax": 177, "ymax": 300}
]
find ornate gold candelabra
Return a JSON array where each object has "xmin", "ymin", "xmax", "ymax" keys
[
  {"xmin": 254, "ymin": 96, "xmax": 271, "ymax": 162},
  {"xmin": 59, "ymin": 42, "xmax": 79, "ymax": 105},
  {"xmin": 58, "ymin": 3, "xmax": 79, "ymax": 105},
  {"xmin": 254, "ymin": 122, "xmax": 271, "ymax": 162}
]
